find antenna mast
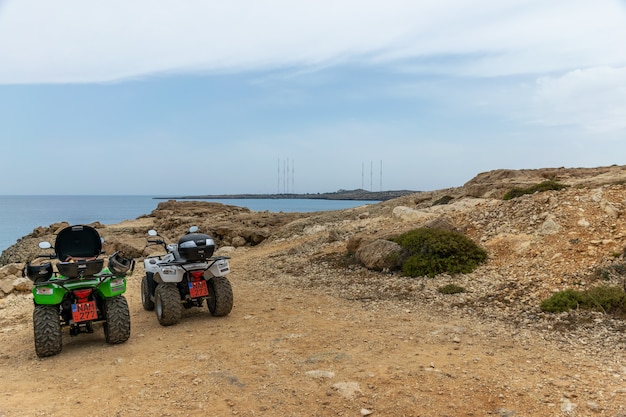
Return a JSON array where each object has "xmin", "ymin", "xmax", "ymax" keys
[
  {"xmin": 277, "ymin": 158, "xmax": 280, "ymax": 194},
  {"xmin": 362, "ymin": 162, "xmax": 364, "ymax": 189}
]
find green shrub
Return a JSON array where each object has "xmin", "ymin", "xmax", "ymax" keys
[
  {"xmin": 438, "ymin": 284, "xmax": 466, "ymax": 294},
  {"xmin": 503, "ymin": 180, "xmax": 568, "ymax": 200},
  {"xmin": 540, "ymin": 286, "xmax": 626, "ymax": 315},
  {"xmin": 540, "ymin": 289, "xmax": 584, "ymax": 313},
  {"xmin": 582, "ymin": 286, "xmax": 626, "ymax": 313},
  {"xmin": 391, "ymin": 228, "xmax": 487, "ymax": 278}
]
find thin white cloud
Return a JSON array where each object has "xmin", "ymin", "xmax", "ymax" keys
[
  {"xmin": 529, "ymin": 66, "xmax": 626, "ymax": 133},
  {"xmin": 1, "ymin": 0, "xmax": 625, "ymax": 84}
]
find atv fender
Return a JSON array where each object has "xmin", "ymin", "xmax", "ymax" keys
[
  {"xmin": 97, "ymin": 277, "xmax": 127, "ymax": 298},
  {"xmin": 32, "ymin": 284, "xmax": 66, "ymax": 305},
  {"xmin": 207, "ymin": 257, "xmax": 230, "ymax": 277},
  {"xmin": 154, "ymin": 266, "xmax": 184, "ymax": 283}
]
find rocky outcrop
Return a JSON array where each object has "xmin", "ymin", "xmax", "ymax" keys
[
  {"xmin": 3, "ymin": 165, "xmax": 626, "ymax": 417},
  {"xmin": 0, "ymin": 263, "xmax": 31, "ymax": 297},
  {"xmin": 463, "ymin": 165, "xmax": 626, "ymax": 199},
  {"xmin": 355, "ymin": 239, "xmax": 406, "ymax": 271},
  {"xmin": 3, "ymin": 165, "xmax": 626, "ymax": 303}
]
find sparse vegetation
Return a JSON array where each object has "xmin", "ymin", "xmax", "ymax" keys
[
  {"xmin": 539, "ymin": 289, "xmax": 585, "ymax": 313},
  {"xmin": 502, "ymin": 180, "xmax": 568, "ymax": 200},
  {"xmin": 540, "ymin": 285, "xmax": 626, "ymax": 315},
  {"xmin": 432, "ymin": 195, "xmax": 454, "ymax": 206},
  {"xmin": 438, "ymin": 284, "xmax": 466, "ymax": 294},
  {"xmin": 391, "ymin": 228, "xmax": 487, "ymax": 278},
  {"xmin": 584, "ymin": 286, "xmax": 626, "ymax": 314}
]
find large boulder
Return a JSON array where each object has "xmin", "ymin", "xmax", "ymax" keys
[
  {"xmin": 355, "ymin": 239, "xmax": 407, "ymax": 271},
  {"xmin": 12, "ymin": 277, "xmax": 32, "ymax": 292},
  {"xmin": 0, "ymin": 276, "xmax": 15, "ymax": 295}
]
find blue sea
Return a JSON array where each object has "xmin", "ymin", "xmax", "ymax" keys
[{"xmin": 0, "ymin": 196, "xmax": 378, "ymax": 253}]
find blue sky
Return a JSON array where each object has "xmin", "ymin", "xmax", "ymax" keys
[{"xmin": 1, "ymin": 0, "xmax": 625, "ymax": 195}]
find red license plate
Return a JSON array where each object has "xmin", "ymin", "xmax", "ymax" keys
[
  {"xmin": 189, "ymin": 280, "xmax": 208, "ymax": 298},
  {"xmin": 72, "ymin": 301, "xmax": 98, "ymax": 323}
]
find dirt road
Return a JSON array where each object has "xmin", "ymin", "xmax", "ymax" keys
[{"xmin": 1, "ymin": 242, "xmax": 625, "ymax": 417}]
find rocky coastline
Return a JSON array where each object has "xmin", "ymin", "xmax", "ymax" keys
[
  {"xmin": 155, "ymin": 188, "xmax": 417, "ymax": 201},
  {"xmin": 1, "ymin": 165, "xmax": 626, "ymax": 416}
]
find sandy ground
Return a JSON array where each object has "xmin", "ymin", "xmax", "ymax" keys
[{"xmin": 1, "ymin": 245, "xmax": 626, "ymax": 417}]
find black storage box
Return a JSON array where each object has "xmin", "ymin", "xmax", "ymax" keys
[
  {"xmin": 54, "ymin": 225, "xmax": 104, "ymax": 277},
  {"xmin": 178, "ymin": 233, "xmax": 215, "ymax": 262},
  {"xmin": 54, "ymin": 225, "xmax": 102, "ymax": 261},
  {"xmin": 25, "ymin": 262, "xmax": 53, "ymax": 282},
  {"xmin": 57, "ymin": 259, "xmax": 104, "ymax": 278}
]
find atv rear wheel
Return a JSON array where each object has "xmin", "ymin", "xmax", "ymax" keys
[
  {"xmin": 155, "ymin": 283, "xmax": 182, "ymax": 326},
  {"xmin": 33, "ymin": 304, "xmax": 62, "ymax": 358},
  {"xmin": 103, "ymin": 295, "xmax": 131, "ymax": 344},
  {"xmin": 141, "ymin": 274, "xmax": 155, "ymax": 311},
  {"xmin": 207, "ymin": 276, "xmax": 234, "ymax": 317}
]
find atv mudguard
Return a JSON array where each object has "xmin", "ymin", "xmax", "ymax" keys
[{"xmin": 32, "ymin": 275, "xmax": 126, "ymax": 305}]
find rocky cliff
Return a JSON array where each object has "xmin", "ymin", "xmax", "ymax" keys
[
  {"xmin": 3, "ymin": 164, "xmax": 626, "ymax": 315},
  {"xmin": 2, "ymin": 165, "xmax": 626, "ymax": 415}
]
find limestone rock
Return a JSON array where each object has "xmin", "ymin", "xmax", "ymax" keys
[
  {"xmin": 355, "ymin": 239, "xmax": 407, "ymax": 271},
  {"xmin": 392, "ymin": 206, "xmax": 435, "ymax": 222},
  {"xmin": 12, "ymin": 277, "xmax": 32, "ymax": 292},
  {"xmin": 423, "ymin": 216, "xmax": 457, "ymax": 231},
  {"xmin": 232, "ymin": 236, "xmax": 247, "ymax": 247},
  {"xmin": 0, "ymin": 263, "xmax": 22, "ymax": 277},
  {"xmin": 0, "ymin": 277, "xmax": 15, "ymax": 294},
  {"xmin": 538, "ymin": 216, "xmax": 561, "ymax": 235},
  {"xmin": 331, "ymin": 382, "xmax": 362, "ymax": 400}
]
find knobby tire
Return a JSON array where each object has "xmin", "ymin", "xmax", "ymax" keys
[
  {"xmin": 207, "ymin": 276, "xmax": 234, "ymax": 317},
  {"xmin": 103, "ymin": 295, "xmax": 131, "ymax": 344},
  {"xmin": 33, "ymin": 304, "xmax": 62, "ymax": 358}
]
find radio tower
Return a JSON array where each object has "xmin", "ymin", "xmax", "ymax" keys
[
  {"xmin": 380, "ymin": 160, "xmax": 383, "ymax": 191},
  {"xmin": 362, "ymin": 162, "xmax": 364, "ymax": 189},
  {"xmin": 277, "ymin": 158, "xmax": 280, "ymax": 194},
  {"xmin": 283, "ymin": 159, "xmax": 286, "ymax": 194}
]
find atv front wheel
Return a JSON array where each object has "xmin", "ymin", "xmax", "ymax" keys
[
  {"xmin": 103, "ymin": 295, "xmax": 131, "ymax": 344},
  {"xmin": 155, "ymin": 283, "xmax": 182, "ymax": 326},
  {"xmin": 141, "ymin": 274, "xmax": 155, "ymax": 311},
  {"xmin": 207, "ymin": 276, "xmax": 234, "ymax": 317},
  {"xmin": 33, "ymin": 304, "xmax": 62, "ymax": 358}
]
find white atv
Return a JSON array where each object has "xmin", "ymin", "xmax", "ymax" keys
[{"xmin": 142, "ymin": 226, "xmax": 233, "ymax": 326}]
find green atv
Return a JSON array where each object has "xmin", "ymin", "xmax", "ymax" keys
[{"xmin": 23, "ymin": 225, "xmax": 134, "ymax": 358}]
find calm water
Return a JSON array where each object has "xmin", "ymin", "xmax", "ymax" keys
[{"xmin": 0, "ymin": 196, "xmax": 378, "ymax": 253}]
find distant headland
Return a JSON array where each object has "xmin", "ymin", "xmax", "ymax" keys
[{"xmin": 155, "ymin": 189, "xmax": 418, "ymax": 202}]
